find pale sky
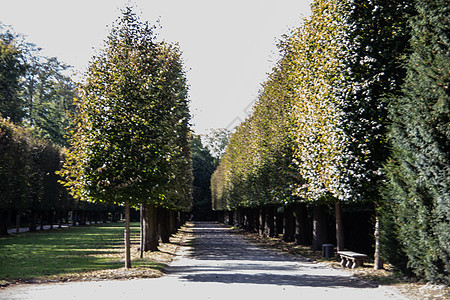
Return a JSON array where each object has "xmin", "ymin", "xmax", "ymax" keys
[{"xmin": 0, "ymin": 0, "xmax": 312, "ymax": 134}]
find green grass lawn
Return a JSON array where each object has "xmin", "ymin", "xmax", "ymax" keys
[{"xmin": 0, "ymin": 222, "xmax": 147, "ymax": 283}]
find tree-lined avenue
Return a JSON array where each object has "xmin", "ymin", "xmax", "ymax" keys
[{"xmin": 0, "ymin": 222, "xmax": 406, "ymax": 300}]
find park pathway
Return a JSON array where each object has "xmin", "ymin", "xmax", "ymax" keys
[{"xmin": 0, "ymin": 222, "xmax": 407, "ymax": 300}]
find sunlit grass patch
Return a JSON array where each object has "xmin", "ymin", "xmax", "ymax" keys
[{"xmin": 0, "ymin": 222, "xmax": 165, "ymax": 284}]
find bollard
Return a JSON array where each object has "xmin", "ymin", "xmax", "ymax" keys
[{"xmin": 322, "ymin": 244, "xmax": 334, "ymax": 258}]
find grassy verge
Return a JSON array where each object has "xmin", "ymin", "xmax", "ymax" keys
[{"xmin": 0, "ymin": 222, "xmax": 183, "ymax": 286}]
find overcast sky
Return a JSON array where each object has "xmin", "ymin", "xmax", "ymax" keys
[{"xmin": 0, "ymin": 0, "xmax": 312, "ymax": 134}]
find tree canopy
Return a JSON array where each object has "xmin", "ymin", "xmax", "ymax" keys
[{"xmin": 61, "ymin": 8, "xmax": 192, "ymax": 210}]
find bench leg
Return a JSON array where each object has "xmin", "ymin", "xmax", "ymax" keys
[
  {"xmin": 340, "ymin": 257, "xmax": 347, "ymax": 268},
  {"xmin": 346, "ymin": 258, "xmax": 354, "ymax": 268}
]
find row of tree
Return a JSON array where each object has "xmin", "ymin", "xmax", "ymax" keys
[
  {"xmin": 59, "ymin": 8, "xmax": 193, "ymax": 268},
  {"xmin": 0, "ymin": 24, "xmax": 123, "ymax": 234},
  {"xmin": 0, "ymin": 117, "xmax": 124, "ymax": 234},
  {"xmin": 211, "ymin": 0, "xmax": 448, "ymax": 284}
]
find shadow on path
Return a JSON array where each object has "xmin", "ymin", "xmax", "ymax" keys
[{"xmin": 167, "ymin": 222, "xmax": 376, "ymax": 289}]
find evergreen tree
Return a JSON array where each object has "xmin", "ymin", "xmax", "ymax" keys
[{"xmin": 383, "ymin": 0, "xmax": 449, "ymax": 284}]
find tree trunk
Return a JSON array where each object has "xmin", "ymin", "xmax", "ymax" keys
[
  {"xmin": 39, "ymin": 212, "xmax": 44, "ymax": 230},
  {"xmin": 275, "ymin": 209, "xmax": 284, "ymax": 236},
  {"xmin": 169, "ymin": 210, "xmax": 176, "ymax": 234},
  {"xmin": 227, "ymin": 211, "xmax": 234, "ymax": 226},
  {"xmin": 0, "ymin": 211, "xmax": 8, "ymax": 236},
  {"xmin": 254, "ymin": 208, "xmax": 260, "ymax": 234},
  {"xmin": 238, "ymin": 208, "xmax": 245, "ymax": 228},
  {"xmin": 16, "ymin": 213, "xmax": 20, "ymax": 234},
  {"xmin": 124, "ymin": 200, "xmax": 131, "ymax": 269},
  {"xmin": 335, "ymin": 201, "xmax": 344, "ymax": 251},
  {"xmin": 142, "ymin": 203, "xmax": 159, "ymax": 252},
  {"xmin": 374, "ymin": 215, "xmax": 384, "ymax": 270},
  {"xmin": 177, "ymin": 211, "xmax": 182, "ymax": 229},
  {"xmin": 79, "ymin": 211, "xmax": 87, "ymax": 225},
  {"xmin": 29, "ymin": 210, "xmax": 38, "ymax": 232},
  {"xmin": 259, "ymin": 207, "xmax": 266, "ymax": 236},
  {"xmin": 158, "ymin": 207, "xmax": 171, "ymax": 243},
  {"xmin": 266, "ymin": 205, "xmax": 275, "ymax": 237},
  {"xmin": 312, "ymin": 205, "xmax": 328, "ymax": 250},
  {"xmin": 294, "ymin": 203, "xmax": 308, "ymax": 245},
  {"xmin": 283, "ymin": 205, "xmax": 295, "ymax": 242},
  {"xmin": 245, "ymin": 208, "xmax": 251, "ymax": 232},
  {"xmin": 49, "ymin": 210, "xmax": 55, "ymax": 230},
  {"xmin": 57, "ymin": 210, "xmax": 62, "ymax": 228}
]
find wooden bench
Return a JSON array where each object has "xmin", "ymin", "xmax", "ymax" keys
[{"xmin": 338, "ymin": 251, "xmax": 367, "ymax": 268}]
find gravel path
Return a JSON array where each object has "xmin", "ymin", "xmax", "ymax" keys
[{"xmin": 0, "ymin": 221, "xmax": 407, "ymax": 300}]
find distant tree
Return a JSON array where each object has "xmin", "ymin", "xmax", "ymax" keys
[
  {"xmin": 0, "ymin": 118, "xmax": 30, "ymax": 235},
  {"xmin": 1, "ymin": 23, "xmax": 77, "ymax": 146},
  {"xmin": 202, "ymin": 128, "xmax": 231, "ymax": 162},
  {"xmin": 22, "ymin": 55, "xmax": 76, "ymax": 146},
  {"xmin": 0, "ymin": 118, "xmax": 65, "ymax": 235},
  {"xmin": 191, "ymin": 135, "xmax": 216, "ymax": 220},
  {"xmin": 0, "ymin": 29, "xmax": 26, "ymax": 122}
]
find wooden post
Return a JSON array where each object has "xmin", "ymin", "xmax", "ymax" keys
[
  {"xmin": 140, "ymin": 204, "xmax": 144, "ymax": 258},
  {"xmin": 124, "ymin": 200, "xmax": 131, "ymax": 269}
]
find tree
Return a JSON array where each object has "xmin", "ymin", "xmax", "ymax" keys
[
  {"xmin": 0, "ymin": 29, "xmax": 26, "ymax": 122},
  {"xmin": 191, "ymin": 135, "xmax": 216, "ymax": 220},
  {"xmin": 0, "ymin": 118, "xmax": 30, "ymax": 235},
  {"xmin": 332, "ymin": 0, "xmax": 412, "ymax": 263},
  {"xmin": 0, "ymin": 117, "xmax": 67, "ymax": 235},
  {"xmin": 202, "ymin": 128, "xmax": 231, "ymax": 162},
  {"xmin": 382, "ymin": 0, "xmax": 449, "ymax": 284},
  {"xmin": 60, "ymin": 7, "xmax": 192, "ymax": 267},
  {"xmin": 22, "ymin": 56, "xmax": 76, "ymax": 146},
  {"xmin": 1, "ymin": 23, "xmax": 77, "ymax": 146},
  {"xmin": 286, "ymin": 0, "xmax": 345, "ymax": 250}
]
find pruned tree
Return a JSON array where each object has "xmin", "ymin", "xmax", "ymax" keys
[{"xmin": 60, "ymin": 7, "xmax": 192, "ymax": 267}]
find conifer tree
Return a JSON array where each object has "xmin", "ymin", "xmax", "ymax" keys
[{"xmin": 383, "ymin": 0, "xmax": 449, "ymax": 283}]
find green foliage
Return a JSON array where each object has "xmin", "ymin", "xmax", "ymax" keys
[
  {"xmin": 61, "ymin": 8, "xmax": 192, "ymax": 211},
  {"xmin": 334, "ymin": 0, "xmax": 412, "ymax": 202},
  {"xmin": 382, "ymin": 0, "xmax": 449, "ymax": 284},
  {"xmin": 0, "ymin": 29, "xmax": 26, "ymax": 123},
  {"xmin": 0, "ymin": 118, "xmax": 30, "ymax": 211},
  {"xmin": 0, "ymin": 118, "xmax": 70, "ymax": 230},
  {"xmin": 0, "ymin": 23, "xmax": 77, "ymax": 146},
  {"xmin": 289, "ymin": 0, "xmax": 345, "ymax": 202},
  {"xmin": 22, "ymin": 56, "xmax": 77, "ymax": 147},
  {"xmin": 191, "ymin": 135, "xmax": 216, "ymax": 219},
  {"xmin": 211, "ymin": 34, "xmax": 301, "ymax": 210},
  {"xmin": 202, "ymin": 128, "xmax": 231, "ymax": 162}
]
